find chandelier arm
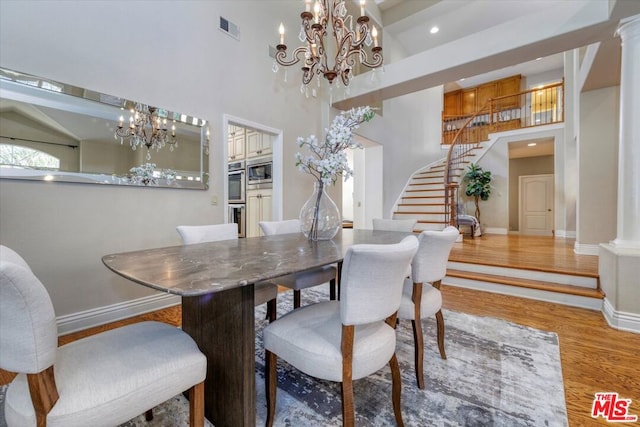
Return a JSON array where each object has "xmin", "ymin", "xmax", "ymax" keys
[
  {"xmin": 275, "ymin": 46, "xmax": 309, "ymax": 67},
  {"xmin": 359, "ymin": 48, "xmax": 383, "ymax": 69}
]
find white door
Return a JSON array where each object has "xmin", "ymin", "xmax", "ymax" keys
[
  {"xmin": 519, "ymin": 174, "xmax": 554, "ymax": 235},
  {"xmin": 350, "ymin": 138, "xmax": 383, "ymax": 230}
]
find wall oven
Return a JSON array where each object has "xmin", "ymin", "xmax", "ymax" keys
[
  {"xmin": 228, "ymin": 204, "xmax": 246, "ymax": 238},
  {"xmin": 228, "ymin": 160, "xmax": 245, "ymax": 203},
  {"xmin": 246, "ymin": 158, "xmax": 272, "ymax": 188}
]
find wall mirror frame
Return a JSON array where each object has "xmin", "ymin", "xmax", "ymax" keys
[{"xmin": 0, "ymin": 67, "xmax": 209, "ymax": 189}]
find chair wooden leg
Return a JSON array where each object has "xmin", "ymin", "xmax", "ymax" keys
[
  {"xmin": 265, "ymin": 350, "xmax": 277, "ymax": 427},
  {"xmin": 411, "ymin": 282, "xmax": 425, "ymax": 389},
  {"xmin": 145, "ymin": 409, "xmax": 153, "ymax": 421},
  {"xmin": 188, "ymin": 381, "xmax": 205, "ymax": 427},
  {"xmin": 341, "ymin": 325, "xmax": 355, "ymax": 427},
  {"xmin": 293, "ymin": 290, "xmax": 301, "ymax": 309},
  {"xmin": 27, "ymin": 366, "xmax": 59, "ymax": 427},
  {"xmin": 389, "ymin": 353, "xmax": 405, "ymax": 427},
  {"xmin": 267, "ymin": 298, "xmax": 277, "ymax": 322},
  {"xmin": 411, "ymin": 319, "xmax": 425, "ymax": 389},
  {"xmin": 435, "ymin": 309, "xmax": 447, "ymax": 359},
  {"xmin": 329, "ymin": 278, "xmax": 336, "ymax": 300}
]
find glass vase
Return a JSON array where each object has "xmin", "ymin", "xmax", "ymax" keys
[{"xmin": 300, "ymin": 181, "xmax": 341, "ymax": 241}]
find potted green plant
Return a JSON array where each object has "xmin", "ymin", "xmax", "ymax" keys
[{"xmin": 463, "ymin": 163, "xmax": 492, "ymax": 223}]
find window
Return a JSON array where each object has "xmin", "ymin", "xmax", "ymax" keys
[{"xmin": 0, "ymin": 144, "xmax": 61, "ymax": 169}]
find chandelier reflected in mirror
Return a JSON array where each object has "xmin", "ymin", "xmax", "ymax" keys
[
  {"xmin": 273, "ymin": 0, "xmax": 383, "ymax": 97},
  {"xmin": 115, "ymin": 104, "xmax": 177, "ymax": 160}
]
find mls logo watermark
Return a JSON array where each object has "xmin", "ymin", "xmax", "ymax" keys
[{"xmin": 591, "ymin": 392, "xmax": 638, "ymax": 422}]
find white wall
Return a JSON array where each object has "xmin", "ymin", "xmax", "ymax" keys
[
  {"xmin": 357, "ymin": 85, "xmax": 445, "ymax": 217},
  {"xmin": 0, "ymin": 1, "xmax": 323, "ymax": 323}
]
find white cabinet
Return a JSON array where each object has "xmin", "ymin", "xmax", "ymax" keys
[
  {"xmin": 228, "ymin": 126, "xmax": 245, "ymax": 161},
  {"xmin": 246, "ymin": 131, "xmax": 272, "ymax": 158},
  {"xmin": 246, "ymin": 188, "xmax": 272, "ymax": 237}
]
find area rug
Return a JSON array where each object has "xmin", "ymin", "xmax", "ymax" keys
[{"xmin": 0, "ymin": 288, "xmax": 568, "ymax": 426}]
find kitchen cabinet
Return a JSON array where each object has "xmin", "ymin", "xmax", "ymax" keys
[
  {"xmin": 246, "ymin": 188, "xmax": 272, "ymax": 237},
  {"xmin": 246, "ymin": 131, "xmax": 272, "ymax": 158},
  {"xmin": 228, "ymin": 126, "xmax": 245, "ymax": 161}
]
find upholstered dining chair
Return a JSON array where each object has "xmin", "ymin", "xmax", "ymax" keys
[
  {"xmin": 396, "ymin": 226, "xmax": 459, "ymax": 389},
  {"xmin": 259, "ymin": 219, "xmax": 337, "ymax": 309},
  {"xmin": 176, "ymin": 223, "xmax": 278, "ymax": 320},
  {"xmin": 0, "ymin": 245, "xmax": 207, "ymax": 427},
  {"xmin": 372, "ymin": 218, "xmax": 417, "ymax": 232},
  {"xmin": 264, "ymin": 236, "xmax": 419, "ymax": 427}
]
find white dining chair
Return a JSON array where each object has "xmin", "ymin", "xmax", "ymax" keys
[
  {"xmin": 259, "ymin": 219, "xmax": 337, "ymax": 309},
  {"xmin": 0, "ymin": 245, "xmax": 207, "ymax": 427},
  {"xmin": 372, "ymin": 218, "xmax": 417, "ymax": 232},
  {"xmin": 396, "ymin": 226, "xmax": 459, "ymax": 389},
  {"xmin": 263, "ymin": 236, "xmax": 419, "ymax": 427},
  {"xmin": 176, "ymin": 223, "xmax": 278, "ymax": 320}
]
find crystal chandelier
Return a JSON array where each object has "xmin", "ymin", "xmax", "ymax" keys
[
  {"xmin": 274, "ymin": 0, "xmax": 383, "ymax": 94},
  {"xmin": 115, "ymin": 104, "xmax": 177, "ymax": 160}
]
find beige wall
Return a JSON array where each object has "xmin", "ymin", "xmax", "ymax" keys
[
  {"xmin": 578, "ymin": 86, "xmax": 619, "ymax": 245},
  {"xmin": 508, "ymin": 155, "xmax": 554, "ymax": 232},
  {"xmin": 0, "ymin": 1, "xmax": 323, "ymax": 322}
]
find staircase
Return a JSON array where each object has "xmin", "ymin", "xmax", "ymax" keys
[{"xmin": 392, "ymin": 145, "xmax": 485, "ymax": 233}]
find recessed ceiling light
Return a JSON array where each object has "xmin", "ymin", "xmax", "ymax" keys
[
  {"xmin": 528, "ymin": 143, "xmax": 537, "ymax": 147},
  {"xmin": 430, "ymin": 26, "xmax": 439, "ymax": 34},
  {"xmin": 536, "ymin": 57, "xmax": 542, "ymax": 61},
  {"xmin": 460, "ymin": 78, "xmax": 465, "ymax": 81}
]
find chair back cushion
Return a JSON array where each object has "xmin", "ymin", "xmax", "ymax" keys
[
  {"xmin": 259, "ymin": 219, "xmax": 301, "ymax": 236},
  {"xmin": 340, "ymin": 236, "xmax": 418, "ymax": 325},
  {"xmin": 412, "ymin": 226, "xmax": 459, "ymax": 283},
  {"xmin": 176, "ymin": 223, "xmax": 238, "ymax": 244},
  {"xmin": 0, "ymin": 246, "xmax": 57, "ymax": 374},
  {"xmin": 372, "ymin": 218, "xmax": 417, "ymax": 232}
]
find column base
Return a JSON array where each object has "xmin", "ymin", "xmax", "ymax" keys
[{"xmin": 598, "ymin": 243, "xmax": 640, "ymax": 333}]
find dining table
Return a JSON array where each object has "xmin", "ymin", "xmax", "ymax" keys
[{"xmin": 102, "ymin": 228, "xmax": 412, "ymax": 427}]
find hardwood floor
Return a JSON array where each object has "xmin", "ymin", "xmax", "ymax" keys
[
  {"xmin": 0, "ymin": 236, "xmax": 633, "ymax": 425},
  {"xmin": 448, "ymin": 234, "xmax": 599, "ymax": 276},
  {"xmin": 2, "ymin": 285, "xmax": 638, "ymax": 426}
]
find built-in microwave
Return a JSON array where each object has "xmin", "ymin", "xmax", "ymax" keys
[
  {"xmin": 246, "ymin": 158, "xmax": 272, "ymax": 187},
  {"xmin": 228, "ymin": 160, "xmax": 245, "ymax": 203}
]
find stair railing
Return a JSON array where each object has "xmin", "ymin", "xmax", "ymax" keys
[{"xmin": 443, "ymin": 81, "xmax": 565, "ymax": 226}]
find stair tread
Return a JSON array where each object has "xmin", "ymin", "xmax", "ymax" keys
[{"xmin": 446, "ymin": 269, "xmax": 604, "ymax": 299}]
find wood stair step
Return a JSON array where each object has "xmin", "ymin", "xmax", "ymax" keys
[
  {"xmin": 445, "ymin": 269, "xmax": 605, "ymax": 299},
  {"xmin": 416, "ymin": 219, "xmax": 449, "ymax": 224},
  {"xmin": 398, "ymin": 203, "xmax": 446, "ymax": 207},
  {"xmin": 402, "ymin": 195, "xmax": 445, "ymax": 199}
]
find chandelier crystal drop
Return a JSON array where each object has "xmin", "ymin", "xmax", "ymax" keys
[
  {"xmin": 274, "ymin": 0, "xmax": 383, "ymax": 89},
  {"xmin": 114, "ymin": 103, "xmax": 178, "ymax": 160}
]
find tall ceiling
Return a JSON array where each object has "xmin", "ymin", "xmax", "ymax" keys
[{"xmin": 334, "ymin": 0, "xmax": 640, "ymax": 109}]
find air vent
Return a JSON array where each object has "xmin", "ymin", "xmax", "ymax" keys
[{"xmin": 219, "ymin": 16, "xmax": 240, "ymax": 40}]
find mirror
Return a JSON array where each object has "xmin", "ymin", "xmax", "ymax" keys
[{"xmin": 0, "ymin": 68, "xmax": 209, "ymax": 189}]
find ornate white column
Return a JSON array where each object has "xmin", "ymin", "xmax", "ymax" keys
[
  {"xmin": 613, "ymin": 14, "xmax": 640, "ymax": 248},
  {"xmin": 599, "ymin": 14, "xmax": 640, "ymax": 332}
]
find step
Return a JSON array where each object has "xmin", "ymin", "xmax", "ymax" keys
[
  {"xmin": 396, "ymin": 205, "xmax": 446, "ymax": 213},
  {"xmin": 445, "ymin": 269, "xmax": 604, "ymax": 299},
  {"xmin": 401, "ymin": 195, "xmax": 445, "ymax": 200},
  {"xmin": 407, "ymin": 183, "xmax": 444, "ymax": 190},
  {"xmin": 447, "ymin": 261, "xmax": 598, "ymax": 288},
  {"xmin": 411, "ymin": 176, "xmax": 444, "ymax": 184}
]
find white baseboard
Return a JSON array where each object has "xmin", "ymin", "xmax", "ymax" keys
[
  {"xmin": 56, "ymin": 293, "xmax": 181, "ymax": 336},
  {"xmin": 483, "ymin": 227, "xmax": 508, "ymax": 235},
  {"xmin": 603, "ymin": 298, "xmax": 640, "ymax": 334},
  {"xmin": 574, "ymin": 243, "xmax": 600, "ymax": 256},
  {"xmin": 555, "ymin": 230, "xmax": 576, "ymax": 238}
]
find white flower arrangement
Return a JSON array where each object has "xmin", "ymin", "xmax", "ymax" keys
[{"xmin": 295, "ymin": 106, "xmax": 376, "ymax": 187}]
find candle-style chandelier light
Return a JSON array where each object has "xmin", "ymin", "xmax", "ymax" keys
[
  {"xmin": 115, "ymin": 104, "xmax": 177, "ymax": 160},
  {"xmin": 274, "ymin": 0, "xmax": 383, "ymax": 93}
]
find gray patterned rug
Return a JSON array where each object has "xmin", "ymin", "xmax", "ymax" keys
[{"xmin": 1, "ymin": 288, "xmax": 567, "ymax": 426}]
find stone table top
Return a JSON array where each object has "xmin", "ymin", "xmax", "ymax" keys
[{"xmin": 102, "ymin": 229, "xmax": 412, "ymax": 296}]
